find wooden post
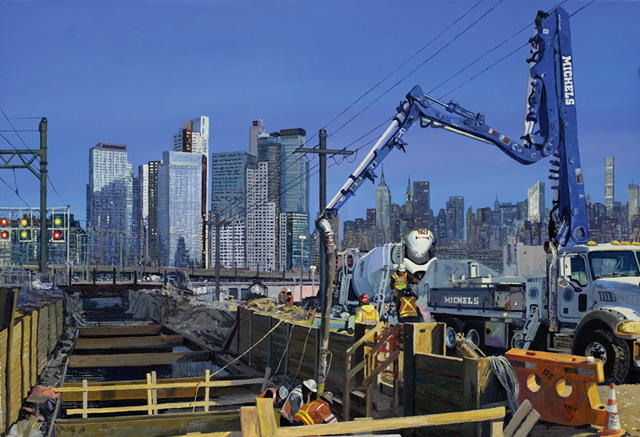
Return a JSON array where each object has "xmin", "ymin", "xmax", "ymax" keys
[
  {"xmin": 343, "ymin": 349, "xmax": 350, "ymax": 421},
  {"xmin": 256, "ymin": 398, "xmax": 278, "ymax": 437},
  {"xmin": 204, "ymin": 369, "xmax": 210, "ymax": 412},
  {"xmin": 403, "ymin": 323, "xmax": 416, "ymax": 418},
  {"xmin": 151, "ymin": 371, "xmax": 157, "ymax": 414},
  {"xmin": 146, "ymin": 373, "xmax": 153, "ymax": 415},
  {"xmin": 82, "ymin": 380, "xmax": 88, "ymax": 418},
  {"xmin": 240, "ymin": 406, "xmax": 260, "ymax": 436}
]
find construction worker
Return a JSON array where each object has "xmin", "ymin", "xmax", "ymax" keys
[
  {"xmin": 280, "ymin": 379, "xmax": 317, "ymax": 426},
  {"xmin": 397, "ymin": 286, "xmax": 422, "ymax": 323},
  {"xmin": 390, "ymin": 263, "xmax": 409, "ymax": 292},
  {"xmin": 293, "ymin": 391, "xmax": 338, "ymax": 425},
  {"xmin": 258, "ymin": 385, "xmax": 289, "ymax": 409},
  {"xmin": 279, "ymin": 287, "xmax": 294, "ymax": 306},
  {"xmin": 354, "ymin": 294, "xmax": 380, "ymax": 324}
]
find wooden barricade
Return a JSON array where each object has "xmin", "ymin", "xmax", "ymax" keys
[
  {"xmin": 29, "ymin": 311, "xmax": 38, "ymax": 387},
  {"xmin": 20, "ymin": 314, "xmax": 31, "ymax": 399},
  {"xmin": 37, "ymin": 306, "xmax": 49, "ymax": 374},
  {"xmin": 55, "ymin": 372, "xmax": 267, "ymax": 418},
  {"xmin": 7, "ymin": 319, "xmax": 22, "ymax": 427}
]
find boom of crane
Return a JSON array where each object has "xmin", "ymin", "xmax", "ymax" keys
[{"xmin": 317, "ymin": 7, "xmax": 589, "ymax": 256}]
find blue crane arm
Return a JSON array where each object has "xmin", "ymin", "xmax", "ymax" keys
[{"xmin": 319, "ymin": 7, "xmax": 588, "ymax": 248}]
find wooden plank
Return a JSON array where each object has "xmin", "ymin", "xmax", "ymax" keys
[
  {"xmin": 413, "ymin": 322, "xmax": 446, "ymax": 355},
  {"xmin": 415, "ymin": 370, "xmax": 463, "ymax": 394},
  {"xmin": 56, "ymin": 300, "xmax": 63, "ymax": 342},
  {"xmin": 8, "ymin": 319, "xmax": 22, "ymax": 426},
  {"xmin": 37, "ymin": 307, "xmax": 49, "ymax": 374},
  {"xmin": 55, "ymin": 411, "xmax": 241, "ymax": 437},
  {"xmin": 415, "ymin": 381, "xmax": 464, "ymax": 407},
  {"xmin": 21, "ymin": 315, "xmax": 31, "ymax": 399},
  {"xmin": 30, "ymin": 311, "xmax": 37, "ymax": 387},
  {"xmin": 57, "ymin": 377, "xmax": 265, "ymax": 393},
  {"xmin": 512, "ymin": 409, "xmax": 540, "ymax": 437},
  {"xmin": 0, "ymin": 328, "xmax": 8, "ymax": 434},
  {"xmin": 277, "ymin": 406, "xmax": 505, "ymax": 436},
  {"xmin": 240, "ymin": 406, "xmax": 259, "ymax": 436},
  {"xmin": 78, "ymin": 324, "xmax": 163, "ymax": 337},
  {"xmin": 74, "ymin": 335, "xmax": 183, "ymax": 350},
  {"xmin": 415, "ymin": 353, "xmax": 464, "ymax": 376},
  {"xmin": 503, "ymin": 399, "xmax": 533, "ymax": 437},
  {"xmin": 48, "ymin": 304, "xmax": 56, "ymax": 353},
  {"xmin": 256, "ymin": 397, "xmax": 277, "ymax": 437},
  {"xmin": 68, "ymin": 350, "xmax": 210, "ymax": 368}
]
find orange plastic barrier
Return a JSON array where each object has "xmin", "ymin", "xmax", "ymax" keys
[{"xmin": 505, "ymin": 348, "xmax": 606, "ymax": 427}]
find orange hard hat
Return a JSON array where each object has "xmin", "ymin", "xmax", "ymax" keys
[{"xmin": 359, "ymin": 294, "xmax": 369, "ymax": 304}]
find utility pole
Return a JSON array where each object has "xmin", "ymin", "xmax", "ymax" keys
[
  {"xmin": 213, "ymin": 212, "xmax": 230, "ymax": 299},
  {"xmin": 295, "ymin": 129, "xmax": 353, "ymax": 394}
]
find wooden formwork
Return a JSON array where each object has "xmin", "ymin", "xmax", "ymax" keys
[
  {"xmin": 20, "ymin": 314, "xmax": 31, "ymax": 399},
  {"xmin": 0, "ymin": 328, "xmax": 8, "ymax": 434},
  {"xmin": 236, "ymin": 308, "xmax": 355, "ymax": 394},
  {"xmin": 48, "ymin": 302, "xmax": 57, "ymax": 354},
  {"xmin": 403, "ymin": 324, "xmax": 506, "ymax": 437},
  {"xmin": 37, "ymin": 306, "xmax": 49, "ymax": 374},
  {"xmin": 30, "ymin": 311, "xmax": 38, "ymax": 387},
  {"xmin": 7, "ymin": 319, "xmax": 22, "ymax": 427}
]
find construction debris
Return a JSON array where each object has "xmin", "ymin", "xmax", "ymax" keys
[{"xmin": 240, "ymin": 298, "xmax": 311, "ymax": 323}]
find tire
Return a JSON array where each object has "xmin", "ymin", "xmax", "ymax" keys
[
  {"xmin": 436, "ymin": 316, "xmax": 462, "ymax": 350},
  {"xmin": 576, "ymin": 329, "xmax": 630, "ymax": 384},
  {"xmin": 463, "ymin": 320, "xmax": 485, "ymax": 350}
]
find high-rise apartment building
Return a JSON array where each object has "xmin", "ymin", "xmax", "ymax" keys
[
  {"xmin": 148, "ymin": 160, "xmax": 160, "ymax": 265},
  {"xmin": 211, "ymin": 218, "xmax": 246, "ymax": 269},
  {"xmin": 375, "ymin": 167, "xmax": 391, "ymax": 231},
  {"xmin": 446, "ymin": 196, "xmax": 465, "ymax": 242},
  {"xmin": 527, "ymin": 181, "xmax": 545, "ymax": 222},
  {"xmin": 173, "ymin": 116, "xmax": 209, "ymax": 266},
  {"xmin": 629, "ymin": 183, "xmax": 639, "ymax": 226},
  {"xmin": 246, "ymin": 162, "xmax": 277, "ymax": 272},
  {"xmin": 211, "ymin": 151, "xmax": 257, "ymax": 219},
  {"xmin": 157, "ymin": 151, "xmax": 202, "ymax": 267},
  {"xmin": 279, "ymin": 129, "xmax": 309, "ymax": 215},
  {"xmin": 87, "ymin": 142, "xmax": 134, "ymax": 265},
  {"xmin": 249, "ymin": 120, "xmax": 266, "ymax": 155},
  {"xmin": 286, "ymin": 212, "xmax": 309, "ymax": 269},
  {"xmin": 413, "ymin": 181, "xmax": 430, "ymax": 228},
  {"xmin": 605, "ymin": 156, "xmax": 615, "ymax": 217},
  {"xmin": 138, "ymin": 164, "xmax": 149, "ymax": 261}
]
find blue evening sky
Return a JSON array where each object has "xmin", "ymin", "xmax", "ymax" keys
[{"xmin": 1, "ymin": 0, "xmax": 639, "ymax": 228}]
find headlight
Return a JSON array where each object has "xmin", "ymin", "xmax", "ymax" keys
[{"xmin": 617, "ymin": 321, "xmax": 640, "ymax": 335}]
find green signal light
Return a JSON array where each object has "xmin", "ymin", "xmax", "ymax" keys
[
  {"xmin": 19, "ymin": 230, "xmax": 30, "ymax": 240},
  {"xmin": 54, "ymin": 217, "xmax": 62, "ymax": 226}
]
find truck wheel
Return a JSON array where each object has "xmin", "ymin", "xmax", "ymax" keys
[
  {"xmin": 439, "ymin": 317, "xmax": 462, "ymax": 350},
  {"xmin": 463, "ymin": 321, "xmax": 485, "ymax": 350},
  {"xmin": 577, "ymin": 329, "xmax": 630, "ymax": 384}
]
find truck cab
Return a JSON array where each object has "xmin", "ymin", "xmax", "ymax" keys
[{"xmin": 559, "ymin": 242, "xmax": 640, "ymax": 382}]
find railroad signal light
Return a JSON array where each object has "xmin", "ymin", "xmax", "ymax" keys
[
  {"xmin": 0, "ymin": 217, "xmax": 8, "ymax": 227},
  {"xmin": 0, "ymin": 230, "xmax": 9, "ymax": 240},
  {"xmin": 52, "ymin": 230, "xmax": 64, "ymax": 242},
  {"xmin": 20, "ymin": 218, "xmax": 29, "ymax": 227},
  {"xmin": 19, "ymin": 229, "xmax": 32, "ymax": 241},
  {"xmin": 53, "ymin": 217, "xmax": 62, "ymax": 226}
]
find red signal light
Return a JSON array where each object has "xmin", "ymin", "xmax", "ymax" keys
[
  {"xmin": 0, "ymin": 230, "xmax": 9, "ymax": 240},
  {"xmin": 0, "ymin": 218, "xmax": 8, "ymax": 227},
  {"xmin": 53, "ymin": 230, "xmax": 63, "ymax": 241}
]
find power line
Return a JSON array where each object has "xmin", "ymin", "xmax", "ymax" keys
[{"xmin": 0, "ymin": 176, "xmax": 32, "ymax": 208}]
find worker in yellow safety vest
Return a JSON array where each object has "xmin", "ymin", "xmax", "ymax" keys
[
  {"xmin": 294, "ymin": 391, "xmax": 338, "ymax": 425},
  {"xmin": 390, "ymin": 264, "xmax": 409, "ymax": 291},
  {"xmin": 354, "ymin": 294, "xmax": 380, "ymax": 324},
  {"xmin": 397, "ymin": 287, "xmax": 422, "ymax": 323},
  {"xmin": 258, "ymin": 385, "xmax": 289, "ymax": 408}
]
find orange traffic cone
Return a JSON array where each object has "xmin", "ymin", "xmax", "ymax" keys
[{"xmin": 598, "ymin": 383, "xmax": 626, "ymax": 437}]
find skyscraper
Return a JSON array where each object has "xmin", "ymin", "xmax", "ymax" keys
[
  {"xmin": 605, "ymin": 156, "xmax": 615, "ymax": 217},
  {"xmin": 157, "ymin": 151, "xmax": 202, "ymax": 267},
  {"xmin": 138, "ymin": 164, "xmax": 149, "ymax": 262},
  {"xmin": 246, "ymin": 161, "xmax": 277, "ymax": 272},
  {"xmin": 446, "ymin": 196, "xmax": 465, "ymax": 242},
  {"xmin": 413, "ymin": 181, "xmax": 430, "ymax": 228},
  {"xmin": 527, "ymin": 181, "xmax": 545, "ymax": 222},
  {"xmin": 173, "ymin": 116, "xmax": 210, "ymax": 266},
  {"xmin": 148, "ymin": 160, "xmax": 160, "ymax": 265},
  {"xmin": 211, "ymin": 151, "xmax": 257, "ymax": 219},
  {"xmin": 249, "ymin": 120, "xmax": 266, "ymax": 155},
  {"xmin": 375, "ymin": 167, "xmax": 391, "ymax": 232},
  {"xmin": 628, "ymin": 183, "xmax": 639, "ymax": 226},
  {"xmin": 279, "ymin": 129, "xmax": 309, "ymax": 214},
  {"xmin": 87, "ymin": 142, "xmax": 134, "ymax": 265},
  {"xmin": 257, "ymin": 132, "xmax": 281, "ymax": 211}
]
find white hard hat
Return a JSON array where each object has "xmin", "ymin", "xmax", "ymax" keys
[
  {"xmin": 303, "ymin": 379, "xmax": 318, "ymax": 392},
  {"xmin": 398, "ymin": 264, "xmax": 406, "ymax": 272},
  {"xmin": 278, "ymin": 386, "xmax": 289, "ymax": 399}
]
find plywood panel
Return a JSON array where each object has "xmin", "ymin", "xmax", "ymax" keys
[
  {"xmin": 250, "ymin": 313, "xmax": 270, "ymax": 371},
  {"xmin": 237, "ymin": 308, "xmax": 252, "ymax": 365},
  {"xmin": 20, "ymin": 315, "xmax": 31, "ymax": 399},
  {"xmin": 56, "ymin": 300, "xmax": 63, "ymax": 341},
  {"xmin": 48, "ymin": 304, "xmax": 56, "ymax": 353},
  {"xmin": 0, "ymin": 328, "xmax": 8, "ymax": 434},
  {"xmin": 30, "ymin": 311, "xmax": 38, "ymax": 386},
  {"xmin": 37, "ymin": 307, "xmax": 49, "ymax": 374},
  {"xmin": 8, "ymin": 320, "xmax": 22, "ymax": 426}
]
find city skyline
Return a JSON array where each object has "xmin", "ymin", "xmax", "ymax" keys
[{"xmin": 1, "ymin": 1, "xmax": 639, "ymax": 229}]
